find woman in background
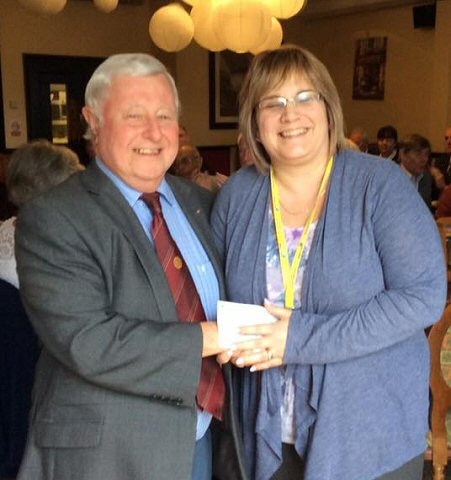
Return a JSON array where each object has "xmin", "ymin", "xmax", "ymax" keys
[
  {"xmin": 0, "ymin": 139, "xmax": 83, "ymax": 287},
  {"xmin": 0, "ymin": 139, "xmax": 82, "ymax": 479},
  {"xmin": 211, "ymin": 45, "xmax": 446, "ymax": 480}
]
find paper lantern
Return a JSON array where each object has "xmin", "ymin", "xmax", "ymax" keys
[
  {"xmin": 17, "ymin": 0, "xmax": 67, "ymax": 14},
  {"xmin": 264, "ymin": 0, "xmax": 307, "ymax": 19},
  {"xmin": 191, "ymin": 1, "xmax": 225, "ymax": 52},
  {"xmin": 250, "ymin": 17, "xmax": 283, "ymax": 54},
  {"xmin": 149, "ymin": 3, "xmax": 194, "ymax": 52},
  {"xmin": 93, "ymin": 0, "xmax": 119, "ymax": 13},
  {"xmin": 213, "ymin": 0, "xmax": 272, "ymax": 53}
]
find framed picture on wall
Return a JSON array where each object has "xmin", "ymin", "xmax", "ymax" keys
[
  {"xmin": 352, "ymin": 36, "xmax": 387, "ymax": 100},
  {"xmin": 209, "ymin": 51, "xmax": 252, "ymax": 129}
]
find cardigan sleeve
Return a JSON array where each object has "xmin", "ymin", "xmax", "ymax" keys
[{"xmin": 284, "ymin": 160, "xmax": 447, "ymax": 365}]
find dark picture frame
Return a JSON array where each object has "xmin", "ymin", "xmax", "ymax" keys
[
  {"xmin": 352, "ymin": 37, "xmax": 387, "ymax": 101},
  {"xmin": 209, "ymin": 51, "xmax": 252, "ymax": 129}
]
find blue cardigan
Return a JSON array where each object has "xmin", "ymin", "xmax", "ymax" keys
[{"xmin": 211, "ymin": 150, "xmax": 447, "ymax": 480}]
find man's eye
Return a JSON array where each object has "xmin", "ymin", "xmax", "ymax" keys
[{"xmin": 126, "ymin": 113, "xmax": 143, "ymax": 120}]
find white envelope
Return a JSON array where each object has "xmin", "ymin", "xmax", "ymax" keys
[{"xmin": 217, "ymin": 300, "xmax": 277, "ymax": 348}]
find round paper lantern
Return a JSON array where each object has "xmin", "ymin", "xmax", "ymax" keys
[
  {"xmin": 191, "ymin": 1, "xmax": 225, "ymax": 52},
  {"xmin": 93, "ymin": 0, "xmax": 119, "ymax": 13},
  {"xmin": 250, "ymin": 17, "xmax": 283, "ymax": 54},
  {"xmin": 149, "ymin": 3, "xmax": 194, "ymax": 52},
  {"xmin": 264, "ymin": 0, "xmax": 307, "ymax": 19},
  {"xmin": 213, "ymin": 0, "xmax": 272, "ymax": 53},
  {"xmin": 18, "ymin": 0, "xmax": 67, "ymax": 14}
]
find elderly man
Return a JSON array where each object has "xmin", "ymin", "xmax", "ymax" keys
[
  {"xmin": 15, "ymin": 53, "xmax": 244, "ymax": 480},
  {"xmin": 348, "ymin": 127, "xmax": 369, "ymax": 153},
  {"xmin": 398, "ymin": 133, "xmax": 433, "ymax": 210},
  {"xmin": 172, "ymin": 144, "xmax": 228, "ymax": 192}
]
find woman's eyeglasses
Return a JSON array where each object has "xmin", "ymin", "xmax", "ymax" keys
[{"xmin": 258, "ymin": 90, "xmax": 322, "ymax": 112}]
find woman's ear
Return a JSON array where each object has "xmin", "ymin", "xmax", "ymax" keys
[{"xmin": 255, "ymin": 130, "xmax": 261, "ymax": 143}]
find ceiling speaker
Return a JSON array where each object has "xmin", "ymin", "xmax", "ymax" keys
[{"xmin": 413, "ymin": 3, "xmax": 436, "ymax": 29}]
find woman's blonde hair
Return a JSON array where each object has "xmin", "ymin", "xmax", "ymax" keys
[{"xmin": 239, "ymin": 44, "xmax": 346, "ymax": 174}]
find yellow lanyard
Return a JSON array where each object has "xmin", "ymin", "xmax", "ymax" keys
[{"xmin": 270, "ymin": 156, "xmax": 334, "ymax": 309}]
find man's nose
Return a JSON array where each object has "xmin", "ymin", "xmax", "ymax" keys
[{"xmin": 142, "ymin": 118, "xmax": 162, "ymax": 139}]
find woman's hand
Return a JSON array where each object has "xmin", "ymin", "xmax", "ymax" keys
[{"xmin": 223, "ymin": 300, "xmax": 292, "ymax": 372}]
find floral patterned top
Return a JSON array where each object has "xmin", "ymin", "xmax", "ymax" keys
[
  {"xmin": 266, "ymin": 206, "xmax": 316, "ymax": 443},
  {"xmin": 0, "ymin": 216, "xmax": 18, "ymax": 288}
]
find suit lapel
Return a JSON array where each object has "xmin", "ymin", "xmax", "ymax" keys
[
  {"xmin": 79, "ymin": 164, "xmax": 224, "ymax": 312},
  {"xmin": 80, "ymin": 163, "xmax": 178, "ymax": 320}
]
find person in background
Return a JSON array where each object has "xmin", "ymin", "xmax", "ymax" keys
[
  {"xmin": 0, "ymin": 153, "xmax": 16, "ymax": 221},
  {"xmin": 0, "ymin": 139, "xmax": 82, "ymax": 289},
  {"xmin": 15, "ymin": 53, "xmax": 245, "ymax": 480},
  {"xmin": 348, "ymin": 126, "xmax": 369, "ymax": 153},
  {"xmin": 343, "ymin": 138, "xmax": 359, "ymax": 151},
  {"xmin": 432, "ymin": 125, "xmax": 451, "ymax": 184},
  {"xmin": 398, "ymin": 133, "xmax": 434, "ymax": 210},
  {"xmin": 436, "ymin": 184, "xmax": 451, "ymax": 218},
  {"xmin": 172, "ymin": 143, "xmax": 228, "ymax": 192},
  {"xmin": 237, "ymin": 132, "xmax": 254, "ymax": 168},
  {"xmin": 428, "ymin": 159, "xmax": 446, "ymax": 204},
  {"xmin": 0, "ymin": 140, "xmax": 81, "ymax": 480},
  {"xmin": 179, "ymin": 124, "xmax": 192, "ymax": 146},
  {"xmin": 375, "ymin": 124, "xmax": 399, "ymax": 162},
  {"xmin": 211, "ymin": 44, "xmax": 446, "ymax": 480}
]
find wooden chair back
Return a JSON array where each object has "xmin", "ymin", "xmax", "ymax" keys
[{"xmin": 428, "ymin": 303, "xmax": 451, "ymax": 480}]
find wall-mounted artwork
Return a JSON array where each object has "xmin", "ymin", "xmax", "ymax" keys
[
  {"xmin": 352, "ymin": 36, "xmax": 387, "ymax": 100},
  {"xmin": 209, "ymin": 51, "xmax": 252, "ymax": 129}
]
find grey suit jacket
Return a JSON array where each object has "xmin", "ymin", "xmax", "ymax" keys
[{"xmin": 15, "ymin": 162, "xmax": 245, "ymax": 480}]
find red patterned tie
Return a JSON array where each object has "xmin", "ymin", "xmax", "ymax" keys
[{"xmin": 141, "ymin": 192, "xmax": 225, "ymax": 420}]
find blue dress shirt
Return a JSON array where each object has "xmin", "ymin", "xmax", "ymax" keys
[{"xmin": 96, "ymin": 159, "xmax": 218, "ymax": 440}]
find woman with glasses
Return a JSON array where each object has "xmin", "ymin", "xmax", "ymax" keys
[{"xmin": 211, "ymin": 45, "xmax": 446, "ymax": 480}]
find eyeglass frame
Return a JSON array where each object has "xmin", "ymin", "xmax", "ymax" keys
[{"xmin": 257, "ymin": 90, "xmax": 322, "ymax": 112}]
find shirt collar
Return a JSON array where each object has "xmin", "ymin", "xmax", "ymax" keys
[
  {"xmin": 95, "ymin": 157, "xmax": 174, "ymax": 208},
  {"xmin": 400, "ymin": 163, "xmax": 423, "ymax": 181}
]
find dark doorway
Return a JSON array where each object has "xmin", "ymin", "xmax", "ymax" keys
[
  {"xmin": 0, "ymin": 59, "xmax": 5, "ymax": 152},
  {"xmin": 23, "ymin": 54, "xmax": 104, "ymax": 165}
]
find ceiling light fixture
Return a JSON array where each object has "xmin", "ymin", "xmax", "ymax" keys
[
  {"xmin": 17, "ymin": 0, "xmax": 119, "ymax": 15},
  {"xmin": 149, "ymin": 0, "xmax": 307, "ymax": 54}
]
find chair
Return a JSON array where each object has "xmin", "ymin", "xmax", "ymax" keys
[{"xmin": 427, "ymin": 303, "xmax": 451, "ymax": 480}]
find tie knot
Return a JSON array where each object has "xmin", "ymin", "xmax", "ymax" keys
[{"xmin": 141, "ymin": 192, "xmax": 162, "ymax": 216}]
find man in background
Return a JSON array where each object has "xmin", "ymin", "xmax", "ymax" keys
[
  {"xmin": 348, "ymin": 126, "xmax": 369, "ymax": 153},
  {"xmin": 398, "ymin": 133, "xmax": 433, "ymax": 210}
]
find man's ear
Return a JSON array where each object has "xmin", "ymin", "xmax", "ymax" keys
[{"xmin": 82, "ymin": 106, "xmax": 99, "ymax": 137}]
